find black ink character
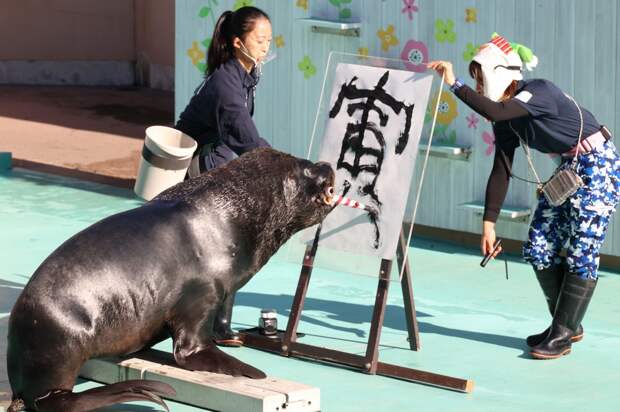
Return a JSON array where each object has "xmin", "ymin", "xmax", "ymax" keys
[{"xmin": 329, "ymin": 71, "xmax": 415, "ymax": 249}]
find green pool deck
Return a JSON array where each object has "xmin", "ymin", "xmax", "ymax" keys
[{"xmin": 1, "ymin": 168, "xmax": 619, "ymax": 412}]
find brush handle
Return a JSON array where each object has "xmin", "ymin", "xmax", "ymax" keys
[
  {"xmin": 480, "ymin": 239, "xmax": 502, "ymax": 267},
  {"xmin": 332, "ymin": 195, "xmax": 373, "ymax": 213}
]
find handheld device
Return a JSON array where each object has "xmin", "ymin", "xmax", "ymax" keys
[{"xmin": 480, "ymin": 239, "xmax": 502, "ymax": 267}]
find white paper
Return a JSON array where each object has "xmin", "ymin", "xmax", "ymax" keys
[{"xmin": 316, "ymin": 63, "xmax": 432, "ymax": 260}]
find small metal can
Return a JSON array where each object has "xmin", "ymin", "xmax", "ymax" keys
[{"xmin": 259, "ymin": 308, "xmax": 278, "ymax": 336}]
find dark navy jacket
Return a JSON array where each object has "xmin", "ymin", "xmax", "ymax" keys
[
  {"xmin": 454, "ymin": 78, "xmax": 602, "ymax": 222},
  {"xmin": 175, "ymin": 58, "xmax": 270, "ymax": 171}
]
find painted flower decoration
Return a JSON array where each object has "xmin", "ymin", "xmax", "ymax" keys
[
  {"xmin": 328, "ymin": 0, "xmax": 353, "ymax": 19},
  {"xmin": 401, "ymin": 0, "xmax": 419, "ymax": 21},
  {"xmin": 462, "ymin": 42, "xmax": 478, "ymax": 62},
  {"xmin": 482, "ymin": 131, "xmax": 495, "ymax": 156},
  {"xmin": 196, "ymin": 62, "xmax": 207, "ymax": 74},
  {"xmin": 432, "ymin": 91, "xmax": 458, "ymax": 126},
  {"xmin": 275, "ymin": 35, "xmax": 285, "ymax": 48},
  {"xmin": 233, "ymin": 0, "xmax": 253, "ymax": 11},
  {"xmin": 465, "ymin": 8, "xmax": 477, "ymax": 23},
  {"xmin": 358, "ymin": 47, "xmax": 369, "ymax": 58},
  {"xmin": 440, "ymin": 128, "xmax": 457, "ymax": 145},
  {"xmin": 296, "ymin": 0, "xmax": 308, "ymax": 11},
  {"xmin": 377, "ymin": 24, "xmax": 399, "ymax": 52},
  {"xmin": 198, "ymin": 0, "xmax": 219, "ymax": 23},
  {"xmin": 400, "ymin": 40, "xmax": 428, "ymax": 72},
  {"xmin": 298, "ymin": 55, "xmax": 316, "ymax": 79},
  {"xmin": 466, "ymin": 113, "xmax": 479, "ymax": 129},
  {"xmin": 435, "ymin": 19, "xmax": 457, "ymax": 43},
  {"xmin": 187, "ymin": 41, "xmax": 205, "ymax": 66}
]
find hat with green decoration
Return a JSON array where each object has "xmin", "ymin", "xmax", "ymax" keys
[
  {"xmin": 472, "ymin": 33, "xmax": 538, "ymax": 101},
  {"xmin": 509, "ymin": 37, "xmax": 538, "ymax": 71}
]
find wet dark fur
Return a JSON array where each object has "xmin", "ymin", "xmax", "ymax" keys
[{"xmin": 7, "ymin": 148, "xmax": 334, "ymax": 412}]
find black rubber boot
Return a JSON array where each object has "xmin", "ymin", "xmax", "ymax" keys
[
  {"xmin": 213, "ymin": 293, "xmax": 243, "ymax": 347},
  {"xmin": 526, "ymin": 261, "xmax": 583, "ymax": 347},
  {"xmin": 530, "ymin": 273, "xmax": 597, "ymax": 359}
]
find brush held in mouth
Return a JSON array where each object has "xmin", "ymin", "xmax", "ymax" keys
[{"xmin": 331, "ymin": 194, "xmax": 379, "ymax": 218}]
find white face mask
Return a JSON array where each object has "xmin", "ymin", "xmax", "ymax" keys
[
  {"xmin": 473, "ymin": 43, "xmax": 523, "ymax": 102},
  {"xmin": 238, "ymin": 40, "xmax": 277, "ymax": 75},
  {"xmin": 480, "ymin": 65, "xmax": 518, "ymax": 102}
]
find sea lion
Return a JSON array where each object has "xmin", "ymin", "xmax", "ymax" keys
[{"xmin": 7, "ymin": 148, "xmax": 335, "ymax": 412}]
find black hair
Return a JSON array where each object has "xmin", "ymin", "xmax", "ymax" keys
[
  {"xmin": 206, "ymin": 6, "xmax": 270, "ymax": 76},
  {"xmin": 468, "ymin": 60, "xmax": 483, "ymax": 84}
]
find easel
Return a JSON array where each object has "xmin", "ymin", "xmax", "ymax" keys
[{"xmin": 240, "ymin": 224, "xmax": 473, "ymax": 393}]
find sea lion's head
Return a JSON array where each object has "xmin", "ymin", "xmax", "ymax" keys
[{"xmin": 283, "ymin": 159, "xmax": 335, "ymax": 229}]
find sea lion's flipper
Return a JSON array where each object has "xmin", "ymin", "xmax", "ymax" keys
[
  {"xmin": 33, "ymin": 379, "xmax": 176, "ymax": 412},
  {"xmin": 178, "ymin": 344, "xmax": 267, "ymax": 379}
]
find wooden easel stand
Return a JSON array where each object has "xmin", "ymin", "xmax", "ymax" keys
[{"xmin": 240, "ymin": 226, "xmax": 474, "ymax": 393}]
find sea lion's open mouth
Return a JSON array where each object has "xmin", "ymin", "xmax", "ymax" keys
[{"xmin": 321, "ymin": 186, "xmax": 334, "ymax": 205}]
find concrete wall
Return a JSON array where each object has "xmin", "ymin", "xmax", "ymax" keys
[
  {"xmin": 0, "ymin": 0, "xmax": 174, "ymax": 89},
  {"xmin": 135, "ymin": 0, "xmax": 175, "ymax": 90}
]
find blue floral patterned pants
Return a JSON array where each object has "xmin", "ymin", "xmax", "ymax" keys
[{"xmin": 523, "ymin": 141, "xmax": 620, "ymax": 279}]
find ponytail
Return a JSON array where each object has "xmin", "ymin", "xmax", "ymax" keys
[
  {"xmin": 206, "ymin": 7, "xmax": 271, "ymax": 76},
  {"xmin": 207, "ymin": 11, "xmax": 234, "ymax": 76}
]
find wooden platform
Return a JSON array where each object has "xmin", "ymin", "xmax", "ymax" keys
[{"xmin": 79, "ymin": 349, "xmax": 320, "ymax": 412}]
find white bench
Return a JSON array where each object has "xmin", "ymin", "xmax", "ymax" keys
[{"xmin": 80, "ymin": 349, "xmax": 320, "ymax": 412}]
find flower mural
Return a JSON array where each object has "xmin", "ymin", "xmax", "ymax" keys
[
  {"xmin": 187, "ymin": 41, "xmax": 206, "ymax": 67},
  {"xmin": 466, "ymin": 113, "xmax": 479, "ymax": 129},
  {"xmin": 190, "ymin": 0, "xmax": 219, "ymax": 73},
  {"xmin": 377, "ymin": 24, "xmax": 399, "ymax": 52},
  {"xmin": 432, "ymin": 91, "xmax": 458, "ymax": 126},
  {"xmin": 358, "ymin": 47, "xmax": 369, "ymax": 58},
  {"xmin": 328, "ymin": 0, "xmax": 353, "ymax": 19},
  {"xmin": 296, "ymin": 0, "xmax": 308, "ymax": 11},
  {"xmin": 401, "ymin": 0, "xmax": 419, "ymax": 21},
  {"xmin": 275, "ymin": 35, "xmax": 285, "ymax": 48},
  {"xmin": 462, "ymin": 42, "xmax": 478, "ymax": 62},
  {"xmin": 482, "ymin": 131, "xmax": 495, "ymax": 156},
  {"xmin": 198, "ymin": 0, "xmax": 219, "ymax": 24},
  {"xmin": 435, "ymin": 19, "xmax": 457, "ymax": 43},
  {"xmin": 233, "ymin": 0, "xmax": 253, "ymax": 10},
  {"xmin": 436, "ymin": 125, "xmax": 457, "ymax": 145},
  {"xmin": 400, "ymin": 40, "xmax": 428, "ymax": 72},
  {"xmin": 298, "ymin": 55, "xmax": 317, "ymax": 79},
  {"xmin": 465, "ymin": 8, "xmax": 477, "ymax": 23}
]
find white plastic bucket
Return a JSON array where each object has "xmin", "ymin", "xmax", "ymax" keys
[{"xmin": 134, "ymin": 125, "xmax": 197, "ymax": 200}]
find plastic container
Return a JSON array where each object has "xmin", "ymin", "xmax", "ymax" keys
[{"xmin": 134, "ymin": 126, "xmax": 197, "ymax": 200}]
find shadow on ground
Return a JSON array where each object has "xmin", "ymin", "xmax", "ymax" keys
[
  {"xmin": 3, "ymin": 168, "xmax": 141, "ymax": 200},
  {"xmin": 236, "ymin": 291, "xmax": 526, "ymax": 351},
  {"xmin": 0, "ymin": 86, "xmax": 174, "ymax": 139}
]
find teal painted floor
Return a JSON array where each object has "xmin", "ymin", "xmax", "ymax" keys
[{"xmin": 1, "ymin": 168, "xmax": 619, "ymax": 412}]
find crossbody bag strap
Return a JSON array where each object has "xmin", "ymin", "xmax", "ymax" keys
[
  {"xmin": 503, "ymin": 92, "xmax": 585, "ymax": 186},
  {"xmin": 504, "ymin": 122, "xmax": 545, "ymax": 187},
  {"xmin": 564, "ymin": 94, "xmax": 584, "ymax": 170}
]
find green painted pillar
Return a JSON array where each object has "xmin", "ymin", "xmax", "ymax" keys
[{"xmin": 0, "ymin": 152, "xmax": 12, "ymax": 170}]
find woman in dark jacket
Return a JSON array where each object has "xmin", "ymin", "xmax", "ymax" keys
[
  {"xmin": 428, "ymin": 34, "xmax": 620, "ymax": 360},
  {"xmin": 176, "ymin": 6, "xmax": 272, "ymax": 174},
  {"xmin": 175, "ymin": 6, "xmax": 273, "ymax": 347}
]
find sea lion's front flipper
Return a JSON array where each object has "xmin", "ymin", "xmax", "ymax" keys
[{"xmin": 176, "ymin": 343, "xmax": 266, "ymax": 379}]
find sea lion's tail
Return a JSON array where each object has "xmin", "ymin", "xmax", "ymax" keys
[{"xmin": 29, "ymin": 379, "xmax": 176, "ymax": 412}]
